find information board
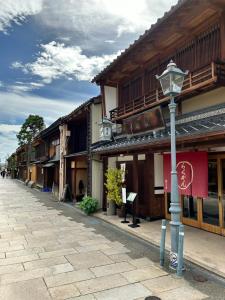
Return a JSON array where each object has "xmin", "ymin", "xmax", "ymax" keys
[{"xmin": 127, "ymin": 192, "xmax": 137, "ymax": 202}]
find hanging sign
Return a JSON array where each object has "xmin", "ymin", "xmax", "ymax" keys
[
  {"xmin": 122, "ymin": 106, "xmax": 165, "ymax": 134},
  {"xmin": 163, "ymin": 151, "xmax": 208, "ymax": 198}
]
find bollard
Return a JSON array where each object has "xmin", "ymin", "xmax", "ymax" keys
[
  {"xmin": 160, "ymin": 219, "xmax": 167, "ymax": 267},
  {"xmin": 177, "ymin": 224, "xmax": 184, "ymax": 276}
]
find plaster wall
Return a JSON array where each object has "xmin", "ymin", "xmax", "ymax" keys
[
  {"xmin": 182, "ymin": 87, "xmax": 225, "ymax": 114},
  {"xmin": 91, "ymin": 103, "xmax": 102, "ymax": 144},
  {"xmin": 104, "ymin": 86, "xmax": 117, "ymax": 119}
]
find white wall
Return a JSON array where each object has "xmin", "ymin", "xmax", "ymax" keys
[
  {"xmin": 154, "ymin": 153, "xmax": 164, "ymax": 194},
  {"xmin": 104, "ymin": 86, "xmax": 117, "ymax": 118},
  {"xmin": 91, "ymin": 157, "xmax": 103, "ymax": 208},
  {"xmin": 182, "ymin": 87, "xmax": 225, "ymax": 114},
  {"xmin": 108, "ymin": 157, "xmax": 117, "ymax": 168},
  {"xmin": 117, "ymin": 154, "xmax": 146, "ymax": 162},
  {"xmin": 91, "ymin": 102, "xmax": 102, "ymax": 144}
]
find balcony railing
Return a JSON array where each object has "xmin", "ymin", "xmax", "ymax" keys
[{"xmin": 110, "ymin": 62, "xmax": 225, "ymax": 121}]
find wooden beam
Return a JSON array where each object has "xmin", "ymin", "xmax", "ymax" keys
[
  {"xmin": 100, "ymin": 85, "xmax": 106, "ymax": 117},
  {"xmin": 133, "ymin": 154, "xmax": 139, "ymax": 216}
]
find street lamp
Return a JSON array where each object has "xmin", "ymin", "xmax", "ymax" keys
[{"xmin": 156, "ymin": 60, "xmax": 188, "ymax": 269}]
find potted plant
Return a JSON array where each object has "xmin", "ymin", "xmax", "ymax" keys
[
  {"xmin": 79, "ymin": 196, "xmax": 98, "ymax": 215},
  {"xmin": 105, "ymin": 168, "xmax": 124, "ymax": 216}
]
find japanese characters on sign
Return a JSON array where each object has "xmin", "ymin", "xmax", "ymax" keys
[
  {"xmin": 163, "ymin": 152, "xmax": 208, "ymax": 198},
  {"xmin": 122, "ymin": 106, "xmax": 165, "ymax": 135}
]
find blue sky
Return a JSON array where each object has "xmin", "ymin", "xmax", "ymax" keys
[{"xmin": 0, "ymin": 0, "xmax": 177, "ymax": 161}]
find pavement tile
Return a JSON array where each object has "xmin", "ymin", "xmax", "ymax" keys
[
  {"xmin": 75, "ymin": 243, "xmax": 111, "ymax": 253},
  {"xmin": 0, "ymin": 267, "xmax": 53, "ymax": 285},
  {"xmin": 109, "ymin": 253, "xmax": 132, "ymax": 262},
  {"xmin": 77, "ymin": 238, "xmax": 110, "ymax": 247},
  {"xmin": 49, "ymin": 284, "xmax": 80, "ymax": 299},
  {"xmin": 68, "ymin": 295, "xmax": 95, "ymax": 300},
  {"xmin": 142, "ymin": 275, "xmax": 187, "ymax": 293},
  {"xmin": 101, "ymin": 246, "xmax": 130, "ymax": 256},
  {"xmin": 0, "ymin": 254, "xmax": 39, "ymax": 266},
  {"xmin": 121, "ymin": 266, "xmax": 168, "ymax": 283},
  {"xmin": 44, "ymin": 269, "xmax": 95, "ymax": 288},
  {"xmin": 39, "ymin": 248, "xmax": 77, "ymax": 259},
  {"xmin": 6, "ymin": 247, "xmax": 44, "ymax": 258},
  {"xmin": 157, "ymin": 286, "xmax": 208, "ymax": 300},
  {"xmin": 24, "ymin": 256, "xmax": 68, "ymax": 270},
  {"xmin": 93, "ymin": 283, "xmax": 151, "ymax": 300},
  {"xmin": 129, "ymin": 257, "xmax": 155, "ymax": 268},
  {"xmin": 75, "ymin": 273, "xmax": 129, "ymax": 295},
  {"xmin": 51, "ymin": 263, "xmax": 74, "ymax": 275},
  {"xmin": 0, "ymin": 263, "xmax": 24, "ymax": 275},
  {"xmin": 66, "ymin": 251, "xmax": 113, "ymax": 269},
  {"xmin": 90, "ymin": 261, "xmax": 136, "ymax": 277},
  {"xmin": 0, "ymin": 278, "xmax": 51, "ymax": 300}
]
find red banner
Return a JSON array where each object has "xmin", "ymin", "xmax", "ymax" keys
[{"xmin": 163, "ymin": 152, "xmax": 208, "ymax": 198}]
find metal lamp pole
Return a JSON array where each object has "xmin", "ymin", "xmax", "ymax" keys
[
  {"xmin": 169, "ymin": 96, "xmax": 181, "ymax": 268},
  {"xmin": 156, "ymin": 60, "xmax": 188, "ymax": 269}
]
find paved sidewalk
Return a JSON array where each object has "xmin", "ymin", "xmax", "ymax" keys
[
  {"xmin": 95, "ymin": 212, "xmax": 225, "ymax": 279},
  {"xmin": 0, "ymin": 179, "xmax": 223, "ymax": 299}
]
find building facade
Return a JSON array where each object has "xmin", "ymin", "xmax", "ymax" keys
[
  {"xmin": 92, "ymin": 0, "xmax": 225, "ymax": 235},
  {"xmin": 59, "ymin": 96, "xmax": 102, "ymax": 205}
]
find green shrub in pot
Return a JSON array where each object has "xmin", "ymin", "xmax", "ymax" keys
[{"xmin": 79, "ymin": 196, "xmax": 98, "ymax": 215}]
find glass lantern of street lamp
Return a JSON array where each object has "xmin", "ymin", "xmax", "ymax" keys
[{"xmin": 156, "ymin": 60, "xmax": 188, "ymax": 97}]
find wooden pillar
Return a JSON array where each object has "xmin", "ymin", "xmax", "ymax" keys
[
  {"xmin": 102, "ymin": 156, "xmax": 108, "ymax": 211},
  {"xmin": 146, "ymin": 153, "xmax": 154, "ymax": 216},
  {"xmin": 100, "ymin": 85, "xmax": 106, "ymax": 117},
  {"xmin": 220, "ymin": 11, "xmax": 225, "ymax": 60},
  {"xmin": 133, "ymin": 154, "xmax": 139, "ymax": 215}
]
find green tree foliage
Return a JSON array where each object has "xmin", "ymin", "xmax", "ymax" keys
[
  {"xmin": 105, "ymin": 168, "xmax": 124, "ymax": 206},
  {"xmin": 17, "ymin": 115, "xmax": 45, "ymax": 146}
]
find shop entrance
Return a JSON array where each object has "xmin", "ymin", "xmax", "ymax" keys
[{"xmin": 165, "ymin": 154, "xmax": 225, "ymax": 236}]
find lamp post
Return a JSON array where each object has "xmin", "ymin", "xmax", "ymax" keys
[{"xmin": 156, "ymin": 61, "xmax": 188, "ymax": 268}]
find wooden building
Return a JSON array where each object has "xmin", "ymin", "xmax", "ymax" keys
[
  {"xmin": 30, "ymin": 137, "xmax": 47, "ymax": 189},
  {"xmin": 16, "ymin": 145, "xmax": 28, "ymax": 181},
  {"xmin": 60, "ymin": 96, "xmax": 102, "ymax": 203},
  {"xmin": 92, "ymin": 0, "xmax": 225, "ymax": 235},
  {"xmin": 40, "ymin": 118, "xmax": 61, "ymax": 197}
]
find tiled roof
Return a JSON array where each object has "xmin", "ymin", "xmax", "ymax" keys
[
  {"xmin": 62, "ymin": 95, "xmax": 101, "ymax": 122},
  {"xmin": 92, "ymin": 0, "xmax": 187, "ymax": 83},
  {"xmin": 92, "ymin": 104, "xmax": 225, "ymax": 153}
]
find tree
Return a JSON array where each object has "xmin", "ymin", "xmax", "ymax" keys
[{"xmin": 17, "ymin": 115, "xmax": 45, "ymax": 146}]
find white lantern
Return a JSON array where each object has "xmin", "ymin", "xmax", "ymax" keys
[
  {"xmin": 156, "ymin": 60, "xmax": 188, "ymax": 97},
  {"xmin": 99, "ymin": 118, "xmax": 113, "ymax": 141}
]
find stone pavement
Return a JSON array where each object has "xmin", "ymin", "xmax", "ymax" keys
[
  {"xmin": 95, "ymin": 211, "xmax": 225, "ymax": 279},
  {"xmin": 0, "ymin": 179, "xmax": 223, "ymax": 299}
]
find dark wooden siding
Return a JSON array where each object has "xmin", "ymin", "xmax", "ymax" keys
[{"xmin": 119, "ymin": 23, "xmax": 221, "ymax": 106}]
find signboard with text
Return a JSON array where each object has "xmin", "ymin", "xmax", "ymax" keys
[
  {"xmin": 163, "ymin": 152, "xmax": 208, "ymax": 198},
  {"xmin": 122, "ymin": 106, "xmax": 165, "ymax": 135}
]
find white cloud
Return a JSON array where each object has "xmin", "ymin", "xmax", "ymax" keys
[
  {"xmin": 40, "ymin": 0, "xmax": 177, "ymax": 38},
  {"xmin": 0, "ymin": 124, "xmax": 21, "ymax": 162},
  {"xmin": 0, "ymin": 91, "xmax": 83, "ymax": 160},
  {"xmin": 12, "ymin": 41, "xmax": 120, "ymax": 83},
  {"xmin": 0, "ymin": 0, "xmax": 43, "ymax": 33},
  {"xmin": 8, "ymin": 81, "xmax": 45, "ymax": 93},
  {"xmin": 0, "ymin": 91, "xmax": 79, "ymax": 125}
]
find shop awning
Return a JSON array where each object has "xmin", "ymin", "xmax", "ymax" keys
[{"xmin": 43, "ymin": 163, "xmax": 55, "ymax": 168}]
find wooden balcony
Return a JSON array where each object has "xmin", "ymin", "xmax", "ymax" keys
[{"xmin": 110, "ymin": 62, "xmax": 225, "ymax": 121}]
